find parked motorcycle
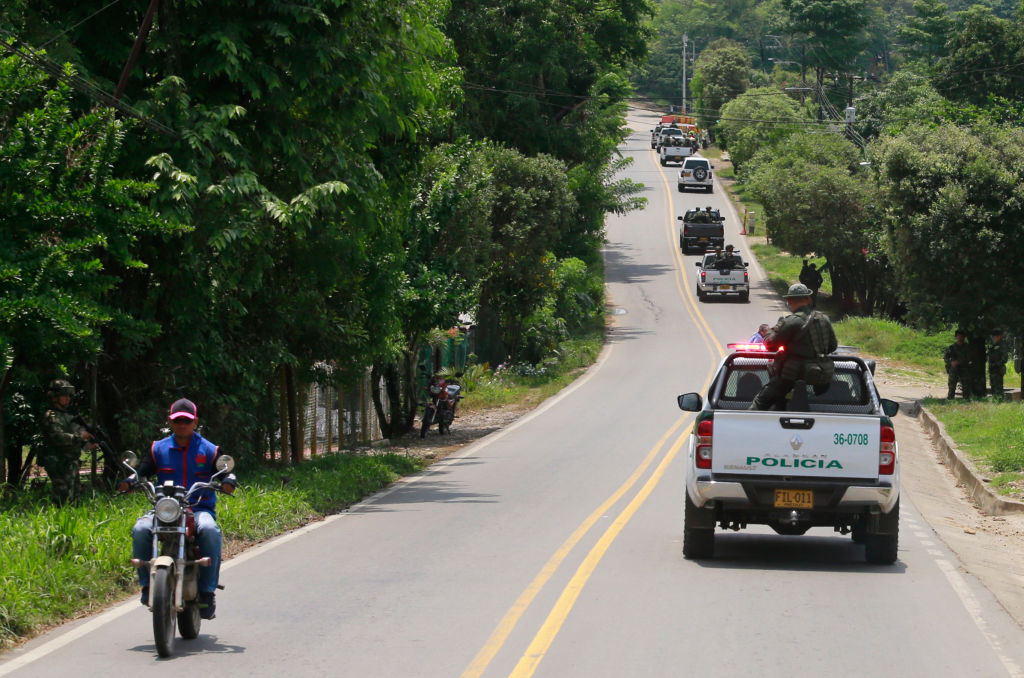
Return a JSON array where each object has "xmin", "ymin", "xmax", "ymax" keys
[
  {"xmin": 420, "ymin": 374, "xmax": 462, "ymax": 437},
  {"xmin": 120, "ymin": 451, "xmax": 235, "ymax": 658}
]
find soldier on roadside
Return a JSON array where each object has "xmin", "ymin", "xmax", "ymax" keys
[
  {"xmin": 39, "ymin": 380, "xmax": 95, "ymax": 504},
  {"xmin": 943, "ymin": 330, "xmax": 972, "ymax": 400},
  {"xmin": 988, "ymin": 329, "xmax": 1008, "ymax": 400}
]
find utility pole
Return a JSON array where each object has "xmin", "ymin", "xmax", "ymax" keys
[
  {"xmin": 114, "ymin": 0, "xmax": 161, "ymax": 102},
  {"xmin": 682, "ymin": 33, "xmax": 688, "ymax": 114}
]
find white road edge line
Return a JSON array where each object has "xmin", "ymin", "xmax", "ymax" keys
[{"xmin": 933, "ymin": 558, "xmax": 1024, "ymax": 678}]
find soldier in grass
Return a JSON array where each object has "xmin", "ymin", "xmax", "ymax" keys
[
  {"xmin": 988, "ymin": 329, "xmax": 1008, "ymax": 400},
  {"xmin": 39, "ymin": 380, "xmax": 95, "ymax": 504}
]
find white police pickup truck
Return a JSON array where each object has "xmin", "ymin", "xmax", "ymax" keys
[
  {"xmin": 695, "ymin": 250, "xmax": 749, "ymax": 302},
  {"xmin": 675, "ymin": 345, "xmax": 901, "ymax": 564}
]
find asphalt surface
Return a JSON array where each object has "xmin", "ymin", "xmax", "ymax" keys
[{"xmin": 4, "ymin": 109, "xmax": 1024, "ymax": 678}]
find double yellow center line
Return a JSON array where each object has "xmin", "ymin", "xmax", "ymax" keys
[{"xmin": 461, "ymin": 135, "xmax": 724, "ymax": 678}]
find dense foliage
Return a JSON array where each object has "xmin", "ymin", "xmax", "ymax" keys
[{"xmin": 0, "ymin": 0, "xmax": 651, "ymax": 483}]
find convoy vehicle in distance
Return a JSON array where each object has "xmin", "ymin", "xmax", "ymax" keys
[
  {"xmin": 656, "ymin": 126, "xmax": 685, "ymax": 149},
  {"xmin": 678, "ymin": 207, "xmax": 724, "ymax": 254},
  {"xmin": 678, "ymin": 156, "xmax": 714, "ymax": 193},
  {"xmin": 650, "ymin": 124, "xmax": 664, "ymax": 149},
  {"xmin": 675, "ymin": 345, "xmax": 901, "ymax": 564},
  {"xmin": 694, "ymin": 249, "xmax": 749, "ymax": 301},
  {"xmin": 659, "ymin": 137, "xmax": 696, "ymax": 165}
]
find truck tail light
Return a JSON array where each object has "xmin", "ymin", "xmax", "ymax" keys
[
  {"xmin": 743, "ymin": 270, "xmax": 749, "ymax": 282},
  {"xmin": 700, "ymin": 271, "xmax": 706, "ymax": 283},
  {"xmin": 696, "ymin": 419, "xmax": 713, "ymax": 469},
  {"xmin": 879, "ymin": 424, "xmax": 895, "ymax": 475}
]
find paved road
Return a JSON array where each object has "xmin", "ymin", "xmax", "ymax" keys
[{"xmin": 4, "ymin": 109, "xmax": 1024, "ymax": 678}]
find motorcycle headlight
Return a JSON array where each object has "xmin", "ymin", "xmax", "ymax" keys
[
  {"xmin": 154, "ymin": 497, "xmax": 182, "ymax": 523},
  {"xmin": 429, "ymin": 385, "xmax": 442, "ymax": 395}
]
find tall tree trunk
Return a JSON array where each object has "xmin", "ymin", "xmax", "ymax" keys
[
  {"xmin": 285, "ymin": 365, "xmax": 301, "ymax": 463},
  {"xmin": 1, "ymin": 364, "xmax": 19, "ymax": 489}
]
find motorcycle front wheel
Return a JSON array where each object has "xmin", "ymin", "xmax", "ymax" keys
[
  {"xmin": 152, "ymin": 568, "xmax": 177, "ymax": 657},
  {"xmin": 178, "ymin": 600, "xmax": 202, "ymax": 640}
]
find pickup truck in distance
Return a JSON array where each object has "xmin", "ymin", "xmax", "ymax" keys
[
  {"xmin": 695, "ymin": 250, "xmax": 749, "ymax": 301},
  {"xmin": 677, "ymin": 207, "xmax": 724, "ymax": 254},
  {"xmin": 659, "ymin": 138, "xmax": 696, "ymax": 166},
  {"xmin": 676, "ymin": 346, "xmax": 901, "ymax": 564}
]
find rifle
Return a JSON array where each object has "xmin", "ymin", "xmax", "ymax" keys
[{"xmin": 72, "ymin": 415, "xmax": 120, "ymax": 487}]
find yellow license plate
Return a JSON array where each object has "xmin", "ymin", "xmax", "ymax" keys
[
  {"xmin": 774, "ymin": 489, "xmax": 813, "ymax": 508},
  {"xmin": 718, "ymin": 284, "xmax": 731, "ymax": 290}
]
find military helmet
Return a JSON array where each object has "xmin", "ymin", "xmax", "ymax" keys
[
  {"xmin": 47, "ymin": 379, "xmax": 75, "ymax": 396},
  {"xmin": 783, "ymin": 283, "xmax": 813, "ymax": 298}
]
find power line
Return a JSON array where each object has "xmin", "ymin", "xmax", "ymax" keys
[{"xmin": 0, "ymin": 30, "xmax": 176, "ymax": 137}]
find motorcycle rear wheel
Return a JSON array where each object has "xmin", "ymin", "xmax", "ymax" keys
[
  {"xmin": 152, "ymin": 568, "xmax": 177, "ymax": 657},
  {"xmin": 178, "ymin": 601, "xmax": 202, "ymax": 639},
  {"xmin": 420, "ymin": 407, "xmax": 434, "ymax": 438}
]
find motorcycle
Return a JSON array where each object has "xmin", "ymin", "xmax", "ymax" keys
[
  {"xmin": 420, "ymin": 374, "xmax": 462, "ymax": 437},
  {"xmin": 120, "ymin": 451, "xmax": 235, "ymax": 658}
]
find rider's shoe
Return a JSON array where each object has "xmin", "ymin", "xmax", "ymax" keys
[
  {"xmin": 140, "ymin": 587, "xmax": 149, "ymax": 605},
  {"xmin": 199, "ymin": 591, "xmax": 216, "ymax": 619}
]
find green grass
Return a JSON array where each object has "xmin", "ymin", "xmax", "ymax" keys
[
  {"xmin": 833, "ymin": 317, "xmax": 951, "ymax": 375},
  {"xmin": 751, "ymin": 244, "xmax": 830, "ymax": 298},
  {"xmin": 922, "ymin": 399, "xmax": 1024, "ymax": 477}
]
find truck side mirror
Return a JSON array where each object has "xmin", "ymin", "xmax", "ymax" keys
[
  {"xmin": 879, "ymin": 399, "xmax": 900, "ymax": 417},
  {"xmin": 677, "ymin": 393, "xmax": 703, "ymax": 411}
]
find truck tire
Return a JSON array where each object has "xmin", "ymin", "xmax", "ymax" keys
[
  {"xmin": 739, "ymin": 291, "xmax": 749, "ymax": 302},
  {"xmin": 694, "ymin": 167, "xmax": 708, "ymax": 181},
  {"xmin": 706, "ymin": 185, "xmax": 713, "ymax": 193},
  {"xmin": 683, "ymin": 494, "xmax": 715, "ymax": 559},
  {"xmin": 865, "ymin": 500, "xmax": 899, "ymax": 565},
  {"xmin": 677, "ymin": 184, "xmax": 685, "ymax": 193},
  {"xmin": 660, "ymin": 158, "xmax": 666, "ymax": 167}
]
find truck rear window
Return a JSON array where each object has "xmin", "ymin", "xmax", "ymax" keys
[{"xmin": 714, "ymin": 358, "xmax": 873, "ymax": 413}]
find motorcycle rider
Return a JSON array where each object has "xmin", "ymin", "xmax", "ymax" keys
[
  {"xmin": 120, "ymin": 398, "xmax": 235, "ymax": 619},
  {"xmin": 421, "ymin": 374, "xmax": 452, "ymax": 438}
]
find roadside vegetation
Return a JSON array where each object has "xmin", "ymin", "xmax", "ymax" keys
[{"xmin": 0, "ymin": 331, "xmax": 602, "ymax": 652}]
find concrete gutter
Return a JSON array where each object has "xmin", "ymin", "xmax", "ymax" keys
[{"xmin": 917, "ymin": 405, "xmax": 1024, "ymax": 516}]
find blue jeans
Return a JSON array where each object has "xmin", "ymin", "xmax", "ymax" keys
[{"xmin": 132, "ymin": 509, "xmax": 222, "ymax": 593}]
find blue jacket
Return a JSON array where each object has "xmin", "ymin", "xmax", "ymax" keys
[{"xmin": 141, "ymin": 432, "xmax": 221, "ymax": 515}]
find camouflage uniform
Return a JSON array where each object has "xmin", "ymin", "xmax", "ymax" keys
[
  {"xmin": 750, "ymin": 285, "xmax": 838, "ymax": 411},
  {"xmin": 944, "ymin": 338, "xmax": 971, "ymax": 399},
  {"xmin": 39, "ymin": 383, "xmax": 87, "ymax": 504},
  {"xmin": 988, "ymin": 332, "xmax": 1008, "ymax": 400}
]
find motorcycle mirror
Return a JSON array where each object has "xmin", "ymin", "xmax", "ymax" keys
[
  {"xmin": 215, "ymin": 455, "xmax": 235, "ymax": 473},
  {"xmin": 121, "ymin": 450, "xmax": 139, "ymax": 468}
]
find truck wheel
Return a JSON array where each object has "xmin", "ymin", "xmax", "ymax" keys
[
  {"xmin": 660, "ymin": 158, "xmax": 666, "ymax": 167},
  {"xmin": 677, "ymin": 185, "xmax": 685, "ymax": 193},
  {"xmin": 739, "ymin": 292, "xmax": 749, "ymax": 302},
  {"xmin": 683, "ymin": 494, "xmax": 715, "ymax": 559},
  {"xmin": 865, "ymin": 500, "xmax": 899, "ymax": 565}
]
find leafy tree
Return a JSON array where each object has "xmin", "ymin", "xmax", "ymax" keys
[
  {"xmin": 0, "ymin": 55, "xmax": 169, "ymax": 484},
  {"xmin": 872, "ymin": 122, "xmax": 1024, "ymax": 345},
  {"xmin": 931, "ymin": 6, "xmax": 1024, "ymax": 107},
  {"xmin": 852, "ymin": 71, "xmax": 946, "ymax": 139},
  {"xmin": 718, "ymin": 86, "xmax": 804, "ymax": 171},
  {"xmin": 897, "ymin": 0, "xmax": 955, "ymax": 67},
  {"xmin": 691, "ymin": 38, "xmax": 752, "ymax": 127},
  {"xmin": 372, "ymin": 140, "xmax": 495, "ymax": 437},
  {"xmin": 745, "ymin": 131, "xmax": 894, "ymax": 314},
  {"xmin": 475, "ymin": 148, "xmax": 577, "ymax": 365}
]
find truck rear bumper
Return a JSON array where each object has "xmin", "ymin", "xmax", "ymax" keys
[{"xmin": 689, "ymin": 479, "xmax": 899, "ymax": 514}]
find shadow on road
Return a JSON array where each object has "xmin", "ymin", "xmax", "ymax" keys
[{"xmin": 690, "ymin": 532, "xmax": 908, "ymax": 574}]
